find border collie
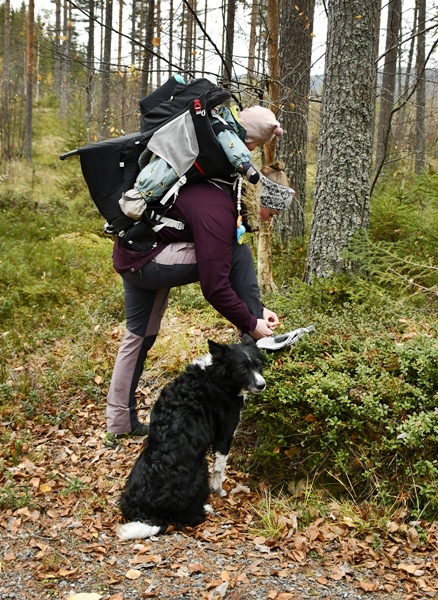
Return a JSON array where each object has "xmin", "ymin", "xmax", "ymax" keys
[{"xmin": 117, "ymin": 334, "xmax": 266, "ymax": 540}]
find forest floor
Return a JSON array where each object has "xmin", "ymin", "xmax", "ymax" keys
[
  {"xmin": 1, "ymin": 397, "xmax": 438, "ymax": 600},
  {"xmin": 2, "ymin": 312, "xmax": 438, "ymax": 600}
]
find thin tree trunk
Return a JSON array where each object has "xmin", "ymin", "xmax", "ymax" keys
[
  {"xmin": 201, "ymin": 0, "xmax": 207, "ymax": 76},
  {"xmin": 258, "ymin": 0, "xmax": 280, "ymax": 292},
  {"xmin": 118, "ymin": 0, "xmax": 123, "ymax": 65},
  {"xmin": 100, "ymin": 0, "xmax": 113, "ymax": 138},
  {"xmin": 85, "ymin": 0, "xmax": 95, "ymax": 141},
  {"xmin": 168, "ymin": 0, "xmax": 174, "ymax": 77},
  {"xmin": 415, "ymin": 0, "xmax": 426, "ymax": 173},
  {"xmin": 24, "ymin": 0, "xmax": 35, "ymax": 162},
  {"xmin": 394, "ymin": 1, "xmax": 417, "ymax": 153},
  {"xmin": 54, "ymin": 0, "xmax": 61, "ymax": 97},
  {"xmin": 184, "ymin": 0, "xmax": 194, "ymax": 75},
  {"xmin": 247, "ymin": 0, "xmax": 258, "ymax": 86},
  {"xmin": 306, "ymin": 0, "xmax": 378, "ymax": 281},
  {"xmin": 156, "ymin": 0, "xmax": 161, "ymax": 86},
  {"xmin": 375, "ymin": 0, "xmax": 402, "ymax": 172},
  {"xmin": 140, "ymin": 0, "xmax": 154, "ymax": 96},
  {"xmin": 276, "ymin": 0, "xmax": 315, "ymax": 241},
  {"xmin": 131, "ymin": 0, "xmax": 137, "ymax": 66},
  {"xmin": 222, "ymin": 0, "xmax": 236, "ymax": 85},
  {"xmin": 59, "ymin": 0, "xmax": 69, "ymax": 118},
  {"xmin": 2, "ymin": 0, "xmax": 11, "ymax": 160}
]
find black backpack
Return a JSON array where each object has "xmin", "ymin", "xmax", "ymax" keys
[{"xmin": 60, "ymin": 77, "xmax": 234, "ymax": 250}]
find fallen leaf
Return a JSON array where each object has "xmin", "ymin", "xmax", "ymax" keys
[
  {"xmin": 268, "ymin": 592, "xmax": 278, "ymax": 599},
  {"xmin": 125, "ymin": 569, "xmax": 142, "ymax": 580},
  {"xmin": 220, "ymin": 570, "xmax": 230, "ymax": 581},
  {"xmin": 58, "ymin": 566, "xmax": 79, "ymax": 577},
  {"xmin": 359, "ymin": 581, "xmax": 379, "ymax": 592},
  {"xmin": 208, "ymin": 581, "xmax": 229, "ymax": 599}
]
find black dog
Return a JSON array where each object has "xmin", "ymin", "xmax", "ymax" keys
[{"xmin": 118, "ymin": 334, "xmax": 266, "ymax": 540}]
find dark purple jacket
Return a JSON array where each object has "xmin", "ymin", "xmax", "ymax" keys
[{"xmin": 112, "ymin": 182, "xmax": 258, "ymax": 334}]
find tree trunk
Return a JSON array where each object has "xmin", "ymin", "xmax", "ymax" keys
[
  {"xmin": 222, "ymin": 0, "xmax": 236, "ymax": 85},
  {"xmin": 131, "ymin": 0, "xmax": 137, "ymax": 66},
  {"xmin": 117, "ymin": 0, "xmax": 123, "ymax": 65},
  {"xmin": 394, "ymin": 1, "xmax": 418, "ymax": 154},
  {"xmin": 140, "ymin": 0, "xmax": 154, "ymax": 96},
  {"xmin": 2, "ymin": 0, "xmax": 11, "ymax": 161},
  {"xmin": 201, "ymin": 0, "xmax": 207, "ymax": 76},
  {"xmin": 305, "ymin": 0, "xmax": 378, "ymax": 282},
  {"xmin": 375, "ymin": 0, "xmax": 402, "ymax": 172},
  {"xmin": 59, "ymin": 0, "xmax": 70, "ymax": 119},
  {"xmin": 257, "ymin": 0, "xmax": 280, "ymax": 292},
  {"xmin": 277, "ymin": 0, "xmax": 315, "ymax": 241},
  {"xmin": 85, "ymin": 0, "xmax": 95, "ymax": 141},
  {"xmin": 54, "ymin": 0, "xmax": 61, "ymax": 98},
  {"xmin": 168, "ymin": 0, "xmax": 174, "ymax": 77},
  {"xmin": 247, "ymin": 0, "xmax": 258, "ymax": 86},
  {"xmin": 156, "ymin": 0, "xmax": 161, "ymax": 86},
  {"xmin": 184, "ymin": 0, "xmax": 194, "ymax": 76},
  {"xmin": 24, "ymin": 0, "xmax": 35, "ymax": 162},
  {"xmin": 415, "ymin": 0, "xmax": 426, "ymax": 174},
  {"xmin": 100, "ymin": 0, "xmax": 113, "ymax": 138}
]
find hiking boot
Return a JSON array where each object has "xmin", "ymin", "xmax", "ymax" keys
[
  {"xmin": 104, "ymin": 423, "xmax": 149, "ymax": 447},
  {"xmin": 129, "ymin": 423, "xmax": 149, "ymax": 437}
]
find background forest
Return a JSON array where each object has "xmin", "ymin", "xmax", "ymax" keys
[{"xmin": 2, "ymin": 0, "xmax": 438, "ymax": 531}]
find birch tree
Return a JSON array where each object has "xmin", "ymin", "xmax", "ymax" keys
[{"xmin": 306, "ymin": 0, "xmax": 378, "ymax": 281}]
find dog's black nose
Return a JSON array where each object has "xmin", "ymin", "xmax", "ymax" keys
[{"xmin": 256, "ymin": 381, "xmax": 266, "ymax": 391}]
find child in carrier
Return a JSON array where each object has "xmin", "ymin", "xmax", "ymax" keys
[{"xmin": 118, "ymin": 103, "xmax": 284, "ymax": 220}]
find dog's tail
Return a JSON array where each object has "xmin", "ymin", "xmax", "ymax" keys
[{"xmin": 117, "ymin": 521, "xmax": 166, "ymax": 540}]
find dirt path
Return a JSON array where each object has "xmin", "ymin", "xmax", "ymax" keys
[{"xmin": 1, "ymin": 416, "xmax": 437, "ymax": 600}]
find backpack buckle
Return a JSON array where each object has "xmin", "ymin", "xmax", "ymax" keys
[{"xmin": 193, "ymin": 99, "xmax": 205, "ymax": 116}]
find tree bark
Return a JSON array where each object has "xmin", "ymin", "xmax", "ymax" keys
[
  {"xmin": 277, "ymin": 0, "xmax": 315, "ymax": 241},
  {"xmin": 140, "ymin": 0, "xmax": 154, "ymax": 96},
  {"xmin": 100, "ymin": 0, "xmax": 113, "ymax": 138},
  {"xmin": 247, "ymin": 0, "xmax": 258, "ymax": 86},
  {"xmin": 305, "ymin": 0, "xmax": 378, "ymax": 282},
  {"xmin": 222, "ymin": 0, "xmax": 236, "ymax": 85},
  {"xmin": 415, "ymin": 0, "xmax": 426, "ymax": 174},
  {"xmin": 375, "ymin": 0, "xmax": 402, "ymax": 172},
  {"xmin": 257, "ymin": 0, "xmax": 280, "ymax": 292},
  {"xmin": 54, "ymin": 0, "xmax": 61, "ymax": 98},
  {"xmin": 24, "ymin": 0, "xmax": 34, "ymax": 162},
  {"xmin": 85, "ymin": 0, "xmax": 95, "ymax": 141},
  {"xmin": 2, "ymin": 0, "xmax": 11, "ymax": 160}
]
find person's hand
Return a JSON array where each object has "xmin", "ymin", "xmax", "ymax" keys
[
  {"xmin": 239, "ymin": 162, "xmax": 260, "ymax": 184},
  {"xmin": 249, "ymin": 319, "xmax": 275, "ymax": 340},
  {"xmin": 263, "ymin": 308, "xmax": 279, "ymax": 330}
]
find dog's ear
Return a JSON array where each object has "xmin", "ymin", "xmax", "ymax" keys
[
  {"xmin": 208, "ymin": 339, "xmax": 230, "ymax": 359},
  {"xmin": 241, "ymin": 333, "xmax": 256, "ymax": 346}
]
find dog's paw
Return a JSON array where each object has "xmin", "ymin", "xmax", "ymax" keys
[{"xmin": 203, "ymin": 504, "xmax": 214, "ymax": 514}]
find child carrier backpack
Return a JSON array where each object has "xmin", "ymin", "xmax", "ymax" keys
[{"xmin": 59, "ymin": 76, "xmax": 234, "ymax": 250}]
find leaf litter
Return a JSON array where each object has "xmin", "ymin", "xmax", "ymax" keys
[{"xmin": 1, "ymin": 317, "xmax": 438, "ymax": 599}]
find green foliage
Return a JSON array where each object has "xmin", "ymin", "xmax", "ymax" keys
[{"xmin": 244, "ymin": 296, "xmax": 438, "ymax": 517}]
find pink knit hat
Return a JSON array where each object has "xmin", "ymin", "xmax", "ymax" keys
[{"xmin": 238, "ymin": 106, "xmax": 284, "ymax": 145}]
